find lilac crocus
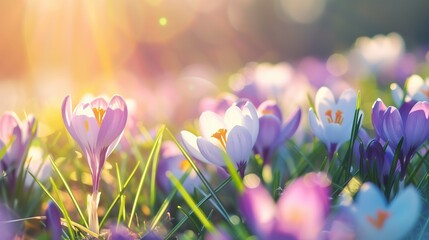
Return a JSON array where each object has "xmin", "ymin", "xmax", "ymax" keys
[
  {"xmin": 254, "ymin": 100, "xmax": 301, "ymax": 163},
  {"xmin": 62, "ymin": 95, "xmax": 128, "ymax": 233},
  {"xmin": 46, "ymin": 201, "xmax": 62, "ymax": 240},
  {"xmin": 350, "ymin": 182, "xmax": 421, "ymax": 240},
  {"xmin": 239, "ymin": 172, "xmax": 331, "ymax": 239},
  {"xmin": 372, "ymin": 98, "xmax": 429, "ymax": 178},
  {"xmin": 181, "ymin": 101, "xmax": 259, "ymax": 176},
  {"xmin": 309, "ymin": 87, "xmax": 363, "ymax": 159},
  {"xmin": 0, "ymin": 112, "xmax": 36, "ymax": 188},
  {"xmin": 157, "ymin": 141, "xmax": 202, "ymax": 192}
]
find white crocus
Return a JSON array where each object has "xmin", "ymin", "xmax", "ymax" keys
[
  {"xmin": 391, "ymin": 74, "xmax": 429, "ymax": 106},
  {"xmin": 351, "ymin": 182, "xmax": 421, "ymax": 240},
  {"xmin": 181, "ymin": 101, "xmax": 259, "ymax": 175},
  {"xmin": 309, "ymin": 87, "xmax": 362, "ymax": 159}
]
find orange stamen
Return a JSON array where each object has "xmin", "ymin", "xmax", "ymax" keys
[
  {"xmin": 335, "ymin": 110, "xmax": 343, "ymax": 124},
  {"xmin": 325, "ymin": 109, "xmax": 333, "ymax": 123},
  {"xmin": 212, "ymin": 128, "xmax": 227, "ymax": 148},
  {"xmin": 367, "ymin": 210, "xmax": 390, "ymax": 229},
  {"xmin": 92, "ymin": 108, "xmax": 106, "ymax": 127},
  {"xmin": 179, "ymin": 160, "xmax": 191, "ymax": 172},
  {"xmin": 262, "ymin": 109, "xmax": 274, "ymax": 115}
]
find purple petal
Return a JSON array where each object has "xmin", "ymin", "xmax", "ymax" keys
[
  {"xmin": 371, "ymin": 99, "xmax": 387, "ymax": 139},
  {"xmin": 404, "ymin": 101, "xmax": 429, "ymax": 154},
  {"xmin": 197, "ymin": 137, "xmax": 225, "ymax": 167},
  {"xmin": 276, "ymin": 172, "xmax": 331, "ymax": 239},
  {"xmin": 61, "ymin": 95, "xmax": 78, "ymax": 141},
  {"xmin": 239, "ymin": 184, "xmax": 276, "ymax": 238},
  {"xmin": 256, "ymin": 115, "xmax": 281, "ymax": 150},
  {"xmin": 46, "ymin": 202, "xmax": 62, "ymax": 240},
  {"xmin": 275, "ymin": 107, "xmax": 301, "ymax": 145},
  {"xmin": 96, "ymin": 95, "xmax": 128, "ymax": 151},
  {"xmin": 382, "ymin": 107, "xmax": 404, "ymax": 149},
  {"xmin": 226, "ymin": 126, "xmax": 253, "ymax": 167},
  {"xmin": 258, "ymin": 100, "xmax": 283, "ymax": 122}
]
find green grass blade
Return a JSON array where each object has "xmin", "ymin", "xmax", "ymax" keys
[
  {"xmin": 28, "ymin": 171, "xmax": 58, "ymax": 207},
  {"xmin": 167, "ymin": 172, "xmax": 215, "ymax": 233},
  {"xmin": 128, "ymin": 125, "xmax": 165, "ymax": 228},
  {"xmin": 50, "ymin": 177, "xmax": 76, "ymax": 240},
  {"xmin": 164, "ymin": 176, "xmax": 232, "ymax": 239},
  {"xmin": 166, "ymin": 128, "xmax": 232, "ymax": 225},
  {"xmin": 222, "ymin": 152, "xmax": 244, "ymax": 193},
  {"xmin": 150, "ymin": 169, "xmax": 191, "ymax": 231},
  {"xmin": 50, "ymin": 157, "xmax": 88, "ymax": 228},
  {"xmin": 99, "ymin": 160, "xmax": 141, "ymax": 227},
  {"xmin": 115, "ymin": 163, "xmax": 126, "ymax": 223},
  {"xmin": 150, "ymin": 131, "xmax": 163, "ymax": 214}
]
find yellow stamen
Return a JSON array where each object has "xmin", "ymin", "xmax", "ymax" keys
[
  {"xmin": 262, "ymin": 109, "xmax": 274, "ymax": 115},
  {"xmin": 179, "ymin": 159, "xmax": 191, "ymax": 172},
  {"xmin": 212, "ymin": 128, "xmax": 227, "ymax": 148},
  {"xmin": 84, "ymin": 120, "xmax": 89, "ymax": 132},
  {"xmin": 367, "ymin": 210, "xmax": 390, "ymax": 229},
  {"xmin": 92, "ymin": 108, "xmax": 106, "ymax": 127}
]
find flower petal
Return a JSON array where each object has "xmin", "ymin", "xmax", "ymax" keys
[
  {"xmin": 382, "ymin": 107, "xmax": 404, "ymax": 149},
  {"xmin": 197, "ymin": 137, "xmax": 225, "ymax": 167},
  {"xmin": 226, "ymin": 126, "xmax": 253, "ymax": 167},
  {"xmin": 180, "ymin": 131, "xmax": 210, "ymax": 164},
  {"xmin": 276, "ymin": 107, "xmax": 301, "ymax": 145},
  {"xmin": 199, "ymin": 111, "xmax": 225, "ymax": 139},
  {"xmin": 371, "ymin": 98, "xmax": 387, "ymax": 139}
]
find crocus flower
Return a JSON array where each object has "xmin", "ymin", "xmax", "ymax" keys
[
  {"xmin": 46, "ymin": 201, "xmax": 62, "ymax": 240},
  {"xmin": 181, "ymin": 101, "xmax": 259, "ymax": 176},
  {"xmin": 309, "ymin": 87, "xmax": 363, "ymax": 159},
  {"xmin": 391, "ymin": 74, "xmax": 429, "ymax": 106},
  {"xmin": 62, "ymin": 95, "xmax": 127, "ymax": 233},
  {"xmin": 349, "ymin": 182, "xmax": 421, "ymax": 240},
  {"xmin": 110, "ymin": 224, "xmax": 137, "ymax": 240},
  {"xmin": 372, "ymin": 98, "xmax": 429, "ymax": 178},
  {"xmin": 0, "ymin": 112, "xmax": 36, "ymax": 188},
  {"xmin": 253, "ymin": 100, "xmax": 301, "ymax": 163},
  {"xmin": 157, "ymin": 141, "xmax": 202, "ymax": 192},
  {"xmin": 239, "ymin": 172, "xmax": 331, "ymax": 239},
  {"xmin": 363, "ymin": 139, "xmax": 397, "ymax": 185}
]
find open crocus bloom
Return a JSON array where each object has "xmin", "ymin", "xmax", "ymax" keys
[
  {"xmin": 309, "ymin": 87, "xmax": 362, "ymax": 159},
  {"xmin": 62, "ymin": 95, "xmax": 127, "ymax": 233},
  {"xmin": 254, "ymin": 100, "xmax": 301, "ymax": 163},
  {"xmin": 372, "ymin": 99, "xmax": 429, "ymax": 178},
  {"xmin": 239, "ymin": 172, "xmax": 331, "ymax": 239},
  {"xmin": 350, "ymin": 182, "xmax": 421, "ymax": 240},
  {"xmin": 0, "ymin": 112, "xmax": 36, "ymax": 187},
  {"xmin": 391, "ymin": 74, "xmax": 429, "ymax": 106},
  {"xmin": 181, "ymin": 101, "xmax": 258, "ymax": 176}
]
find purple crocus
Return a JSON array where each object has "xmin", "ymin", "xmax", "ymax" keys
[
  {"xmin": 372, "ymin": 98, "xmax": 429, "ymax": 178},
  {"xmin": 157, "ymin": 141, "xmax": 202, "ymax": 192},
  {"xmin": 0, "ymin": 112, "xmax": 36, "ymax": 188},
  {"xmin": 46, "ymin": 201, "xmax": 62, "ymax": 240},
  {"xmin": 253, "ymin": 100, "xmax": 301, "ymax": 163},
  {"xmin": 62, "ymin": 95, "xmax": 128, "ymax": 233},
  {"xmin": 363, "ymin": 139, "xmax": 398, "ymax": 185},
  {"xmin": 239, "ymin": 172, "xmax": 330, "ymax": 239}
]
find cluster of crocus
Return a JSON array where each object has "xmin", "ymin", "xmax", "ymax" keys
[
  {"xmin": 0, "ymin": 112, "xmax": 37, "ymax": 189},
  {"xmin": 309, "ymin": 87, "xmax": 363, "ymax": 159},
  {"xmin": 253, "ymin": 100, "xmax": 301, "ymax": 163},
  {"xmin": 239, "ymin": 172, "xmax": 331, "ymax": 239},
  {"xmin": 62, "ymin": 95, "xmax": 128, "ymax": 233},
  {"xmin": 372, "ymin": 98, "xmax": 429, "ymax": 178},
  {"xmin": 181, "ymin": 100, "xmax": 259, "ymax": 176}
]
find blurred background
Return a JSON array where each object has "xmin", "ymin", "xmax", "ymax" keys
[{"xmin": 1, "ymin": 0, "xmax": 428, "ymax": 133}]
